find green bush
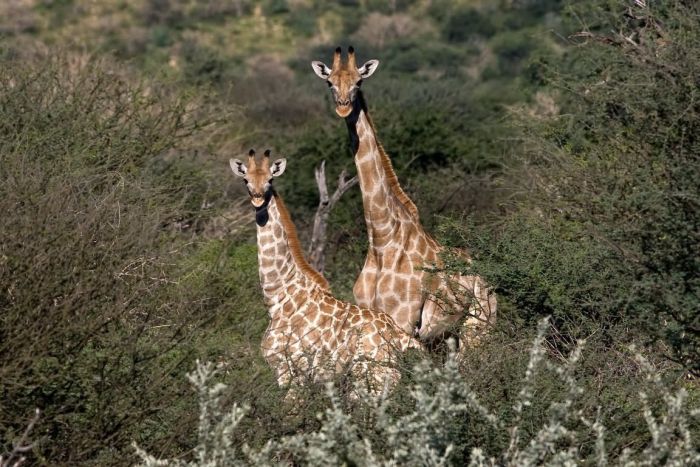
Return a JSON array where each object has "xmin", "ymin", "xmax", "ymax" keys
[
  {"xmin": 488, "ymin": 29, "xmax": 544, "ymax": 77},
  {"xmin": 534, "ymin": 0, "xmax": 699, "ymax": 369},
  {"xmin": 443, "ymin": 8, "xmax": 497, "ymax": 42},
  {"xmin": 438, "ymin": 215, "xmax": 621, "ymax": 336},
  {"xmin": 0, "ymin": 53, "xmax": 231, "ymax": 464},
  {"xmin": 180, "ymin": 39, "xmax": 228, "ymax": 85},
  {"xmin": 284, "ymin": 8, "xmax": 317, "ymax": 37},
  {"xmin": 446, "ymin": 0, "xmax": 700, "ymax": 370},
  {"xmin": 263, "ymin": 0, "xmax": 289, "ymax": 16}
]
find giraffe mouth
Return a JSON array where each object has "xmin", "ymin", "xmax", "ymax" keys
[
  {"xmin": 335, "ymin": 104, "xmax": 352, "ymax": 118},
  {"xmin": 251, "ymin": 193, "xmax": 266, "ymax": 208}
]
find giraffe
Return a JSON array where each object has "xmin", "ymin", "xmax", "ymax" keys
[
  {"xmin": 311, "ymin": 47, "xmax": 497, "ymax": 349},
  {"xmin": 229, "ymin": 149, "xmax": 422, "ymax": 395}
]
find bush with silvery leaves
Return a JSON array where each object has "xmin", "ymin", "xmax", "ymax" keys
[{"xmin": 134, "ymin": 319, "xmax": 700, "ymax": 466}]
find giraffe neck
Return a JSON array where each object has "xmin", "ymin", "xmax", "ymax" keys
[
  {"xmin": 256, "ymin": 193, "xmax": 329, "ymax": 308},
  {"xmin": 345, "ymin": 91, "xmax": 419, "ymax": 248}
]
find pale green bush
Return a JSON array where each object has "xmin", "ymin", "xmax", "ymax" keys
[
  {"xmin": 133, "ymin": 361, "xmax": 249, "ymax": 467},
  {"xmin": 134, "ymin": 319, "xmax": 700, "ymax": 466}
]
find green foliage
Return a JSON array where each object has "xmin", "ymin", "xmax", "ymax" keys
[
  {"xmin": 432, "ymin": 0, "xmax": 700, "ymax": 371},
  {"xmin": 176, "ymin": 240, "xmax": 265, "ymax": 336},
  {"xmin": 150, "ymin": 25, "xmax": 174, "ymax": 47},
  {"xmin": 439, "ymin": 216, "xmax": 620, "ymax": 334},
  {"xmin": 181, "ymin": 39, "xmax": 228, "ymax": 85},
  {"xmin": 263, "ymin": 0, "xmax": 289, "ymax": 16},
  {"xmin": 284, "ymin": 8, "xmax": 317, "ymax": 37},
  {"xmin": 0, "ymin": 53, "xmax": 232, "ymax": 464},
  {"xmin": 444, "ymin": 8, "xmax": 497, "ymax": 42},
  {"xmin": 489, "ymin": 30, "xmax": 544, "ymax": 77},
  {"xmin": 531, "ymin": 0, "xmax": 699, "ymax": 368}
]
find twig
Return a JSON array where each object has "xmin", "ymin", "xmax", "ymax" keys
[{"xmin": 1, "ymin": 408, "xmax": 40, "ymax": 467}]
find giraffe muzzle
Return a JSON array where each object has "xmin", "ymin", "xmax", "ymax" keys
[
  {"xmin": 250, "ymin": 192, "xmax": 265, "ymax": 207},
  {"xmin": 335, "ymin": 103, "xmax": 352, "ymax": 118}
]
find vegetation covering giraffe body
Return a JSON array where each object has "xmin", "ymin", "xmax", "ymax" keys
[
  {"xmin": 229, "ymin": 150, "xmax": 422, "ymax": 393},
  {"xmin": 312, "ymin": 47, "xmax": 497, "ymax": 346}
]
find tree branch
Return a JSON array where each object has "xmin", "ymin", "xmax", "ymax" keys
[
  {"xmin": 1, "ymin": 408, "xmax": 40, "ymax": 467},
  {"xmin": 308, "ymin": 161, "xmax": 358, "ymax": 273}
]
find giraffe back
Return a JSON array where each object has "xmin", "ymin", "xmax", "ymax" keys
[{"xmin": 261, "ymin": 282, "xmax": 423, "ymax": 390}]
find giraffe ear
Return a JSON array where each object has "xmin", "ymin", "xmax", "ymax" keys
[
  {"xmin": 229, "ymin": 159, "xmax": 247, "ymax": 177},
  {"xmin": 270, "ymin": 158, "xmax": 287, "ymax": 177},
  {"xmin": 311, "ymin": 61, "xmax": 332, "ymax": 79},
  {"xmin": 357, "ymin": 60, "xmax": 379, "ymax": 79}
]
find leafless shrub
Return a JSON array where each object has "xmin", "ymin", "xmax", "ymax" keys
[{"xmin": 135, "ymin": 320, "xmax": 700, "ymax": 466}]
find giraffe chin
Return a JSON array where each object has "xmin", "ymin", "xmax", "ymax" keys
[{"xmin": 335, "ymin": 105, "xmax": 352, "ymax": 118}]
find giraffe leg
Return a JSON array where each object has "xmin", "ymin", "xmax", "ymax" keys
[
  {"xmin": 283, "ymin": 385, "xmax": 305, "ymax": 407},
  {"xmin": 269, "ymin": 365, "xmax": 302, "ymax": 410},
  {"xmin": 272, "ymin": 350, "xmax": 315, "ymax": 408}
]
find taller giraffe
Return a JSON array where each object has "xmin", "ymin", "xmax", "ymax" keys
[
  {"xmin": 311, "ymin": 47, "xmax": 497, "ymax": 347},
  {"xmin": 229, "ymin": 149, "xmax": 421, "ymax": 395}
]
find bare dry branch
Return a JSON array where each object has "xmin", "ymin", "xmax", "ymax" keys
[{"xmin": 308, "ymin": 161, "xmax": 358, "ymax": 273}]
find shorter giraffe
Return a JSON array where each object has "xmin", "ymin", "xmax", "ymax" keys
[{"xmin": 229, "ymin": 149, "xmax": 422, "ymax": 395}]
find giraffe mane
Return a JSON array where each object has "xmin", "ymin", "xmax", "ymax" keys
[
  {"xmin": 359, "ymin": 93, "xmax": 419, "ymax": 219},
  {"xmin": 272, "ymin": 192, "xmax": 331, "ymax": 290}
]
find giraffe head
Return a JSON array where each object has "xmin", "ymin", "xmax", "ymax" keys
[
  {"xmin": 230, "ymin": 149, "xmax": 287, "ymax": 208},
  {"xmin": 311, "ymin": 46, "xmax": 379, "ymax": 118}
]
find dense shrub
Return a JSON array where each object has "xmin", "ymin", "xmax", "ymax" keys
[
  {"xmin": 443, "ymin": 8, "xmax": 497, "ymax": 42},
  {"xmin": 0, "ymin": 53, "xmax": 238, "ymax": 464},
  {"xmin": 533, "ymin": 0, "xmax": 699, "ymax": 368},
  {"xmin": 440, "ymin": 0, "xmax": 700, "ymax": 370},
  {"xmin": 438, "ymin": 216, "xmax": 621, "ymax": 337}
]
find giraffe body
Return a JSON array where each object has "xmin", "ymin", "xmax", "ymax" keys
[
  {"xmin": 312, "ymin": 48, "xmax": 497, "ymax": 347},
  {"xmin": 230, "ymin": 151, "xmax": 421, "ymax": 394}
]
